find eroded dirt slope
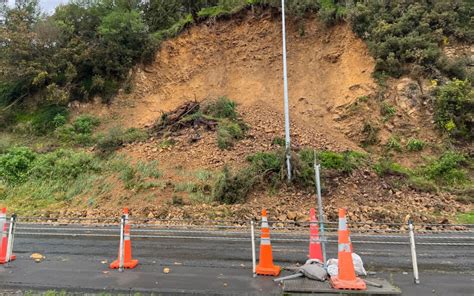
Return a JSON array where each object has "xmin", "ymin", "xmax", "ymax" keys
[
  {"xmin": 93, "ymin": 10, "xmax": 375, "ymax": 152},
  {"xmin": 66, "ymin": 11, "xmax": 468, "ymax": 225}
]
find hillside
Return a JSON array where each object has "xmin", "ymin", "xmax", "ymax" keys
[
  {"xmin": 66, "ymin": 11, "xmax": 469, "ymax": 225},
  {"xmin": 0, "ymin": 2, "xmax": 472, "ymax": 226}
]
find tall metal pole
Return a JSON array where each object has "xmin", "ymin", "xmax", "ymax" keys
[{"xmin": 281, "ymin": 0, "xmax": 292, "ymax": 181}]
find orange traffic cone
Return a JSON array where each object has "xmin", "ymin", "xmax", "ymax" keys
[
  {"xmin": 308, "ymin": 208, "xmax": 323, "ymax": 261},
  {"xmin": 256, "ymin": 209, "xmax": 280, "ymax": 276},
  {"xmin": 330, "ymin": 208, "xmax": 366, "ymax": 290},
  {"xmin": 110, "ymin": 208, "xmax": 138, "ymax": 269},
  {"xmin": 0, "ymin": 208, "xmax": 16, "ymax": 264}
]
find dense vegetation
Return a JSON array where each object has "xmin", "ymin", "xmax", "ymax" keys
[
  {"xmin": 350, "ymin": 1, "xmax": 473, "ymax": 79},
  {"xmin": 0, "ymin": 146, "xmax": 162, "ymax": 213}
]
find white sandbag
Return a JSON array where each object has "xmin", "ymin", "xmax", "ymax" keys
[
  {"xmin": 327, "ymin": 261, "xmax": 338, "ymax": 276},
  {"xmin": 300, "ymin": 261, "xmax": 328, "ymax": 281},
  {"xmin": 352, "ymin": 253, "xmax": 367, "ymax": 276},
  {"xmin": 326, "ymin": 253, "xmax": 367, "ymax": 276}
]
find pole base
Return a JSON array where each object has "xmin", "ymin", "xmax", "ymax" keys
[
  {"xmin": 0, "ymin": 254, "xmax": 16, "ymax": 264},
  {"xmin": 256, "ymin": 264, "xmax": 281, "ymax": 276},
  {"xmin": 109, "ymin": 259, "xmax": 138, "ymax": 269},
  {"xmin": 330, "ymin": 275, "xmax": 367, "ymax": 290}
]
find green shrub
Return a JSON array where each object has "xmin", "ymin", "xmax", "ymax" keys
[
  {"xmin": 374, "ymin": 151, "xmax": 469, "ymax": 192},
  {"xmin": 202, "ymin": 97, "xmax": 238, "ymax": 120},
  {"xmin": 96, "ymin": 127, "xmax": 148, "ymax": 154},
  {"xmin": 28, "ymin": 106, "xmax": 69, "ymax": 135},
  {"xmin": 437, "ymin": 57, "xmax": 470, "ymax": 80},
  {"xmin": 380, "ymin": 102, "xmax": 396, "ymax": 121},
  {"xmin": 174, "ymin": 182, "xmax": 197, "ymax": 193},
  {"xmin": 195, "ymin": 169, "xmax": 212, "ymax": 181},
  {"xmin": 406, "ymin": 138, "xmax": 425, "ymax": 151},
  {"xmin": 72, "ymin": 115, "xmax": 100, "ymax": 134},
  {"xmin": 361, "ymin": 122, "xmax": 379, "ymax": 146},
  {"xmin": 217, "ymin": 120, "xmax": 245, "ymax": 149},
  {"xmin": 300, "ymin": 150, "xmax": 367, "ymax": 174},
  {"xmin": 419, "ymin": 151, "xmax": 467, "ymax": 186},
  {"xmin": 318, "ymin": 0, "xmax": 347, "ymax": 25},
  {"xmin": 29, "ymin": 149, "xmax": 101, "ymax": 181},
  {"xmin": 349, "ymin": 1, "xmax": 472, "ymax": 78},
  {"xmin": 213, "ymin": 166, "xmax": 255, "ymax": 204},
  {"xmin": 55, "ymin": 125, "xmax": 94, "ymax": 146},
  {"xmin": 456, "ymin": 211, "xmax": 474, "ymax": 224},
  {"xmin": 55, "ymin": 115, "xmax": 100, "ymax": 145},
  {"xmin": 52, "ymin": 114, "xmax": 67, "ymax": 128},
  {"xmin": 434, "ymin": 79, "xmax": 473, "ymax": 140},
  {"xmin": 152, "ymin": 14, "xmax": 194, "ymax": 43},
  {"xmin": 272, "ymin": 137, "xmax": 286, "ymax": 147},
  {"xmin": 247, "ymin": 151, "xmax": 285, "ymax": 187},
  {"xmin": 373, "ymin": 158, "xmax": 410, "ymax": 176},
  {"xmin": 0, "ymin": 147, "xmax": 37, "ymax": 184},
  {"xmin": 386, "ymin": 136, "xmax": 402, "ymax": 152},
  {"xmin": 137, "ymin": 160, "xmax": 161, "ymax": 179},
  {"xmin": 119, "ymin": 165, "xmax": 139, "ymax": 190},
  {"xmin": 0, "ymin": 81, "xmax": 25, "ymax": 108},
  {"xmin": 159, "ymin": 138, "xmax": 176, "ymax": 149}
]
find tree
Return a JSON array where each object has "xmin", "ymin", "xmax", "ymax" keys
[{"xmin": 0, "ymin": 0, "xmax": 42, "ymax": 105}]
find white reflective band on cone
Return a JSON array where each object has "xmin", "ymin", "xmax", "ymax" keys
[
  {"xmin": 124, "ymin": 234, "xmax": 130, "ymax": 240},
  {"xmin": 339, "ymin": 218, "xmax": 347, "ymax": 230},
  {"xmin": 338, "ymin": 243, "xmax": 351, "ymax": 252},
  {"xmin": 261, "ymin": 237, "xmax": 271, "ymax": 245},
  {"xmin": 261, "ymin": 222, "xmax": 269, "ymax": 228}
]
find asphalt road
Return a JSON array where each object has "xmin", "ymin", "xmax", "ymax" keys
[{"xmin": 0, "ymin": 224, "xmax": 473, "ymax": 295}]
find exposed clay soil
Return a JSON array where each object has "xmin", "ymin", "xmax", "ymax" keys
[{"xmin": 65, "ymin": 10, "xmax": 469, "ymax": 225}]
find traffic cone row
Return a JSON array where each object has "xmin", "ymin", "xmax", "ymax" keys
[
  {"xmin": 3, "ymin": 203, "xmax": 365, "ymax": 291},
  {"xmin": 110, "ymin": 208, "xmax": 138, "ymax": 269},
  {"xmin": 0, "ymin": 207, "xmax": 16, "ymax": 264},
  {"xmin": 255, "ymin": 208, "xmax": 366, "ymax": 291}
]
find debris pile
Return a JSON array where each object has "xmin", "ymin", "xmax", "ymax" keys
[{"xmin": 150, "ymin": 101, "xmax": 218, "ymax": 136}]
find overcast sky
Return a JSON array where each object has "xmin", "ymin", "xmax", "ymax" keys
[
  {"xmin": 40, "ymin": 0, "xmax": 69, "ymax": 12},
  {"xmin": 6, "ymin": 0, "xmax": 69, "ymax": 13}
]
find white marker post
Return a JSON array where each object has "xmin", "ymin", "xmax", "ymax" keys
[
  {"xmin": 251, "ymin": 220, "xmax": 256, "ymax": 277},
  {"xmin": 118, "ymin": 215, "xmax": 125, "ymax": 272},
  {"xmin": 408, "ymin": 220, "xmax": 420, "ymax": 284},
  {"xmin": 6, "ymin": 214, "xmax": 16, "ymax": 263}
]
